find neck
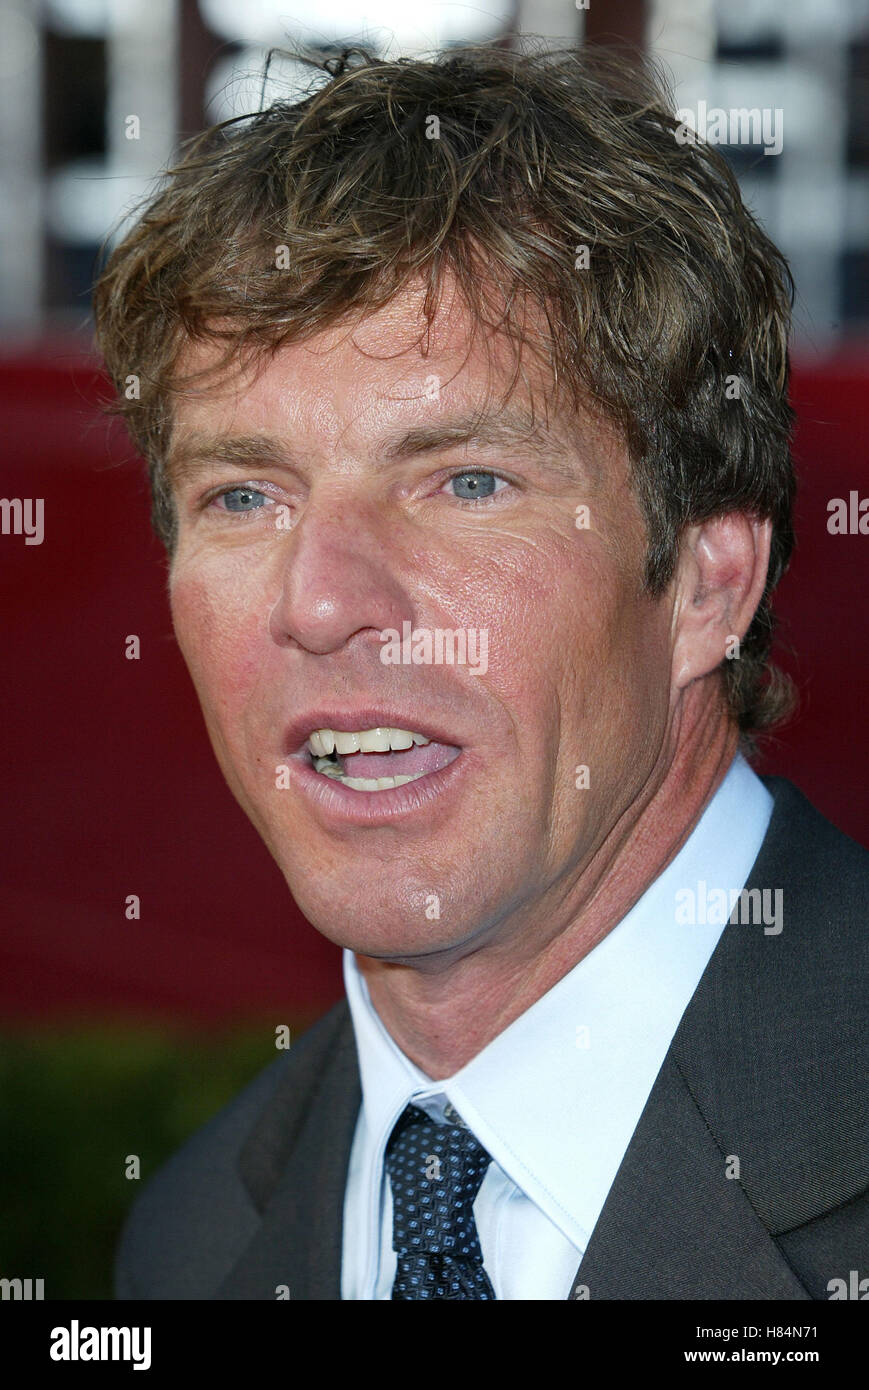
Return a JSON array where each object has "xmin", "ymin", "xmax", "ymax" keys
[{"xmin": 357, "ymin": 684, "xmax": 740, "ymax": 1078}]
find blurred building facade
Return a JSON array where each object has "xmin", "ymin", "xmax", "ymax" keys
[{"xmin": 1, "ymin": 0, "xmax": 868, "ymax": 351}]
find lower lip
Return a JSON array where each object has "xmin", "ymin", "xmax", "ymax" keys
[{"xmin": 285, "ymin": 748, "xmax": 469, "ymax": 826}]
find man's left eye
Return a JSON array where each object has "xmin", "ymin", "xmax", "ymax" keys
[
  {"xmin": 443, "ymin": 471, "xmax": 509, "ymax": 501},
  {"xmin": 214, "ymin": 486, "xmax": 270, "ymax": 513}
]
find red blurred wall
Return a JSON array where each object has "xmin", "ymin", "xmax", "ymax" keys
[{"xmin": 1, "ymin": 341, "xmax": 866, "ymax": 1024}]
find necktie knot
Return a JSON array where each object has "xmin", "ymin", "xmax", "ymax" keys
[{"xmin": 385, "ymin": 1102, "xmax": 497, "ymax": 1298}]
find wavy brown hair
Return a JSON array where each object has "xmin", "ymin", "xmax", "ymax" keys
[{"xmin": 92, "ymin": 42, "xmax": 796, "ymax": 738}]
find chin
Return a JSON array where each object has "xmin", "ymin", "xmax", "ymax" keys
[{"xmin": 283, "ymin": 873, "xmax": 484, "ymax": 959}]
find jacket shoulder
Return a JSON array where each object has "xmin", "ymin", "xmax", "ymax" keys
[
  {"xmin": 758, "ymin": 775, "xmax": 868, "ymax": 918},
  {"xmin": 114, "ymin": 1000, "xmax": 350, "ymax": 1299}
]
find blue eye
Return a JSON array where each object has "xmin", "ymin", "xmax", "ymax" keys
[
  {"xmin": 446, "ymin": 471, "xmax": 506, "ymax": 501},
  {"xmin": 218, "ymin": 486, "xmax": 268, "ymax": 512}
]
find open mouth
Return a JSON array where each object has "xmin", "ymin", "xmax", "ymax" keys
[{"xmin": 305, "ymin": 726, "xmax": 462, "ymax": 792}]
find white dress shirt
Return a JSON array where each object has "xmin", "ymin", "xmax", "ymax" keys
[{"xmin": 340, "ymin": 753, "xmax": 773, "ymax": 1300}]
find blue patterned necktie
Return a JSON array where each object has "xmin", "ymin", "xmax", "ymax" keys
[{"xmin": 385, "ymin": 1102, "xmax": 497, "ymax": 1299}]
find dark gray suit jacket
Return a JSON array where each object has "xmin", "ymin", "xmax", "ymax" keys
[{"xmin": 115, "ymin": 778, "xmax": 868, "ymax": 1299}]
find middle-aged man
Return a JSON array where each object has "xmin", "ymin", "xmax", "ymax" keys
[{"xmin": 93, "ymin": 45, "xmax": 867, "ymax": 1300}]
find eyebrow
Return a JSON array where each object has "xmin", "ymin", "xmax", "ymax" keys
[{"xmin": 165, "ymin": 410, "xmax": 584, "ymax": 491}]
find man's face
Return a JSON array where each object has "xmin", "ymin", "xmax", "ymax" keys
[{"xmin": 167, "ymin": 286, "xmax": 677, "ymax": 962}]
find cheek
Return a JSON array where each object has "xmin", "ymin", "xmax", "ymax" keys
[
  {"xmin": 169, "ymin": 561, "xmax": 266, "ymax": 722},
  {"xmin": 590, "ymin": 604, "xmax": 674, "ymax": 767},
  {"xmin": 545, "ymin": 549, "xmax": 671, "ymax": 741}
]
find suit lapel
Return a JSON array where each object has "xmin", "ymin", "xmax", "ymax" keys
[
  {"xmin": 569, "ymin": 1054, "xmax": 809, "ymax": 1298},
  {"xmin": 217, "ymin": 1005, "xmax": 361, "ymax": 1300}
]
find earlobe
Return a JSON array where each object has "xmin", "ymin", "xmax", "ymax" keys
[{"xmin": 671, "ymin": 514, "xmax": 772, "ymax": 692}]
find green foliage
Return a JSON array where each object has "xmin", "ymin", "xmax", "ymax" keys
[{"xmin": 0, "ymin": 1022, "xmax": 301, "ymax": 1299}]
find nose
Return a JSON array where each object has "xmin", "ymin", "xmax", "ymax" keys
[{"xmin": 267, "ymin": 486, "xmax": 412, "ymax": 656}]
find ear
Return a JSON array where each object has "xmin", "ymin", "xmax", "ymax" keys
[{"xmin": 670, "ymin": 513, "xmax": 772, "ymax": 690}]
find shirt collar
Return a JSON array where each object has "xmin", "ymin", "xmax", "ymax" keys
[{"xmin": 344, "ymin": 753, "xmax": 772, "ymax": 1250}]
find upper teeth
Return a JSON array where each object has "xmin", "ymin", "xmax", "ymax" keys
[{"xmin": 306, "ymin": 727, "xmax": 431, "ymax": 756}]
